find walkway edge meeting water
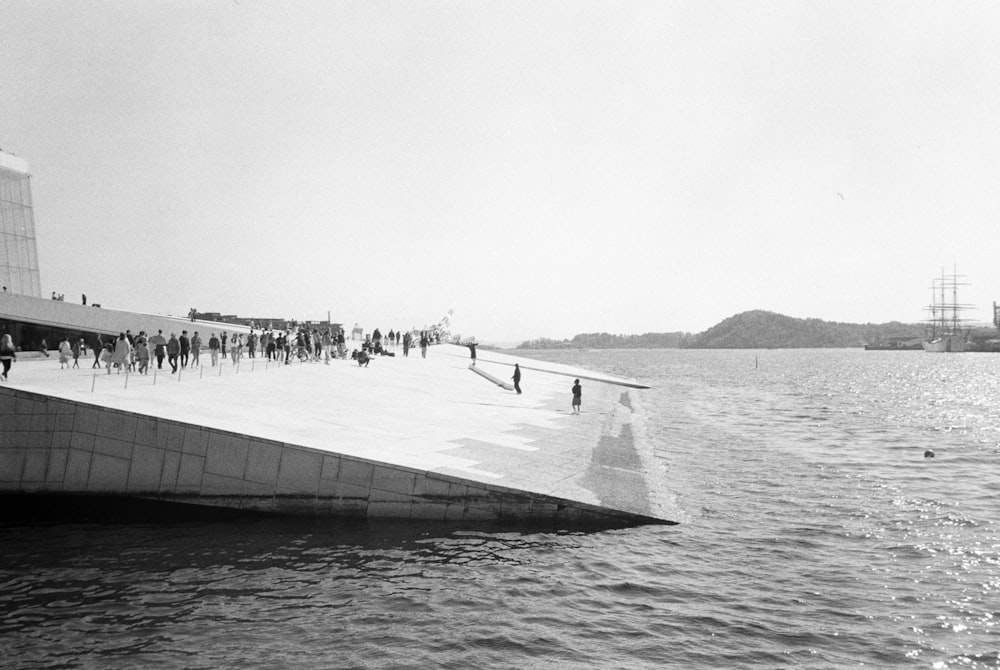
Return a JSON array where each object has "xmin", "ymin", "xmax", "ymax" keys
[{"xmin": 0, "ymin": 338, "xmax": 675, "ymax": 527}]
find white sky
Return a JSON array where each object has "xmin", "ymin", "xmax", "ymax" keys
[{"xmin": 3, "ymin": 1, "xmax": 999, "ymax": 343}]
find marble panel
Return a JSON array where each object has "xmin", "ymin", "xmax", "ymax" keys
[
  {"xmin": 320, "ymin": 454, "xmax": 341, "ymax": 482},
  {"xmin": 96, "ymin": 412, "xmax": 137, "ymax": 443},
  {"xmin": 127, "ymin": 444, "xmax": 165, "ymax": 492},
  {"xmin": 25, "ymin": 430, "xmax": 52, "ymax": 450},
  {"xmin": 176, "ymin": 453, "xmax": 206, "ymax": 491},
  {"xmin": 328, "ymin": 480, "xmax": 372, "ymax": 500},
  {"xmin": 276, "ymin": 449, "xmax": 322, "ymax": 495},
  {"xmin": 159, "ymin": 450, "xmax": 181, "ymax": 491},
  {"xmin": 15, "ymin": 397, "xmax": 44, "ymax": 415},
  {"xmin": 409, "ymin": 501, "xmax": 449, "ymax": 521},
  {"xmin": 22, "ymin": 448, "xmax": 47, "ymax": 482},
  {"xmin": 63, "ymin": 449, "xmax": 92, "ymax": 489},
  {"xmin": 134, "ymin": 417, "xmax": 159, "ymax": 447},
  {"xmin": 52, "ymin": 416, "xmax": 74, "ymax": 437},
  {"xmin": 0, "ymin": 448, "xmax": 25, "ymax": 481},
  {"xmin": 183, "ymin": 427, "xmax": 209, "ymax": 457},
  {"xmin": 47, "ymin": 448, "xmax": 68, "ymax": 483},
  {"xmin": 370, "ymin": 465, "xmax": 417, "ymax": 496},
  {"xmin": 245, "ymin": 441, "xmax": 281, "ymax": 485},
  {"xmin": 93, "ymin": 436, "xmax": 133, "ymax": 460},
  {"xmin": 338, "ymin": 459, "xmax": 374, "ymax": 487},
  {"xmin": 72, "ymin": 406, "xmax": 100, "ymax": 435},
  {"xmin": 156, "ymin": 422, "xmax": 187, "ymax": 452},
  {"xmin": 88, "ymin": 453, "xmax": 130, "ymax": 491},
  {"xmin": 367, "ymin": 489, "xmax": 415, "ymax": 503},
  {"xmin": 412, "ymin": 475, "xmax": 454, "ymax": 500},
  {"xmin": 30, "ymin": 413, "xmax": 55, "ymax": 432},
  {"xmin": 69, "ymin": 432, "xmax": 95, "ymax": 452},
  {"xmin": 204, "ymin": 433, "xmax": 248, "ymax": 479}
]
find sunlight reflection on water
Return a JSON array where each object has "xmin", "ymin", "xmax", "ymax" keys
[{"xmin": 2, "ymin": 349, "xmax": 999, "ymax": 669}]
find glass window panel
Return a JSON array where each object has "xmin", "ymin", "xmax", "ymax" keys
[
  {"xmin": 21, "ymin": 208, "xmax": 35, "ymax": 239},
  {"xmin": 21, "ymin": 178, "xmax": 32, "ymax": 208},
  {"xmin": 10, "ymin": 236, "xmax": 23, "ymax": 268}
]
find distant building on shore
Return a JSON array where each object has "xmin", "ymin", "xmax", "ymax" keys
[{"xmin": 0, "ymin": 149, "xmax": 42, "ymax": 298}]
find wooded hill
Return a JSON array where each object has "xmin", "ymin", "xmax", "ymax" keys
[{"xmin": 516, "ymin": 310, "xmax": 924, "ymax": 349}]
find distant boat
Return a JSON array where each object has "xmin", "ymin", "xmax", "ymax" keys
[
  {"xmin": 923, "ymin": 267, "xmax": 972, "ymax": 353},
  {"xmin": 864, "ymin": 338, "xmax": 922, "ymax": 351}
]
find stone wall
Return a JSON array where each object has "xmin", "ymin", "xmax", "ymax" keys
[{"xmin": 0, "ymin": 386, "xmax": 652, "ymax": 525}]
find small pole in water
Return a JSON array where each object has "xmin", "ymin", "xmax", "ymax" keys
[{"xmin": 755, "ymin": 355, "xmax": 758, "ymax": 369}]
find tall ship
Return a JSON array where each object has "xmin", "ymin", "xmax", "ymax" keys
[{"xmin": 923, "ymin": 267, "xmax": 972, "ymax": 352}]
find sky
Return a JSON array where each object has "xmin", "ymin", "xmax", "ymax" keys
[{"xmin": 3, "ymin": 1, "xmax": 1000, "ymax": 344}]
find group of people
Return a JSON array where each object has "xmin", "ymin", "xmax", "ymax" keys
[
  {"xmin": 0, "ymin": 325, "xmax": 579, "ymax": 409},
  {"xmin": 86, "ymin": 329, "xmax": 203, "ymax": 375}
]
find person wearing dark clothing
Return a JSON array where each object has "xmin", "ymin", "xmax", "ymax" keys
[
  {"xmin": 512, "ymin": 364, "xmax": 522, "ymax": 394},
  {"xmin": 0, "ymin": 334, "xmax": 16, "ymax": 382},
  {"xmin": 572, "ymin": 379, "xmax": 582, "ymax": 414},
  {"xmin": 149, "ymin": 330, "xmax": 167, "ymax": 369},
  {"xmin": 467, "ymin": 340, "xmax": 477, "ymax": 366},
  {"xmin": 179, "ymin": 331, "xmax": 190, "ymax": 368},
  {"xmin": 92, "ymin": 335, "xmax": 103, "ymax": 368},
  {"xmin": 166, "ymin": 333, "xmax": 180, "ymax": 373}
]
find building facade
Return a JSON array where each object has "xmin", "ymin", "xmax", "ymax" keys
[{"xmin": 0, "ymin": 149, "xmax": 42, "ymax": 297}]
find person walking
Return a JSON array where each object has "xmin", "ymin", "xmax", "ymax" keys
[
  {"xmin": 420, "ymin": 331, "xmax": 428, "ymax": 359},
  {"xmin": 135, "ymin": 340, "xmax": 150, "ymax": 374},
  {"xmin": 208, "ymin": 332, "xmax": 220, "ymax": 366},
  {"xmin": 166, "ymin": 333, "xmax": 180, "ymax": 373},
  {"xmin": 231, "ymin": 334, "xmax": 242, "ymax": 365},
  {"xmin": 179, "ymin": 331, "xmax": 190, "ymax": 369},
  {"xmin": 466, "ymin": 339, "xmax": 477, "ymax": 366},
  {"xmin": 92, "ymin": 335, "xmax": 103, "ymax": 369},
  {"xmin": 72, "ymin": 338, "xmax": 82, "ymax": 369},
  {"xmin": 190, "ymin": 331, "xmax": 202, "ymax": 368},
  {"xmin": 571, "ymin": 379, "xmax": 582, "ymax": 414},
  {"xmin": 58, "ymin": 337, "xmax": 72, "ymax": 369},
  {"xmin": 0, "ymin": 333, "xmax": 16, "ymax": 381},
  {"xmin": 512, "ymin": 363, "xmax": 522, "ymax": 394},
  {"xmin": 111, "ymin": 332, "xmax": 131, "ymax": 374},
  {"xmin": 149, "ymin": 330, "xmax": 167, "ymax": 370},
  {"xmin": 322, "ymin": 329, "xmax": 332, "ymax": 364}
]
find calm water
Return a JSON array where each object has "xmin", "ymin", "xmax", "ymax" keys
[{"xmin": 2, "ymin": 349, "xmax": 999, "ymax": 669}]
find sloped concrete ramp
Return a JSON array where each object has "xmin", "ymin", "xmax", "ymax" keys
[{"xmin": 0, "ymin": 344, "xmax": 674, "ymax": 526}]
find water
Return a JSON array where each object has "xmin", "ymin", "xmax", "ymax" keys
[{"xmin": 2, "ymin": 349, "xmax": 999, "ymax": 669}]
